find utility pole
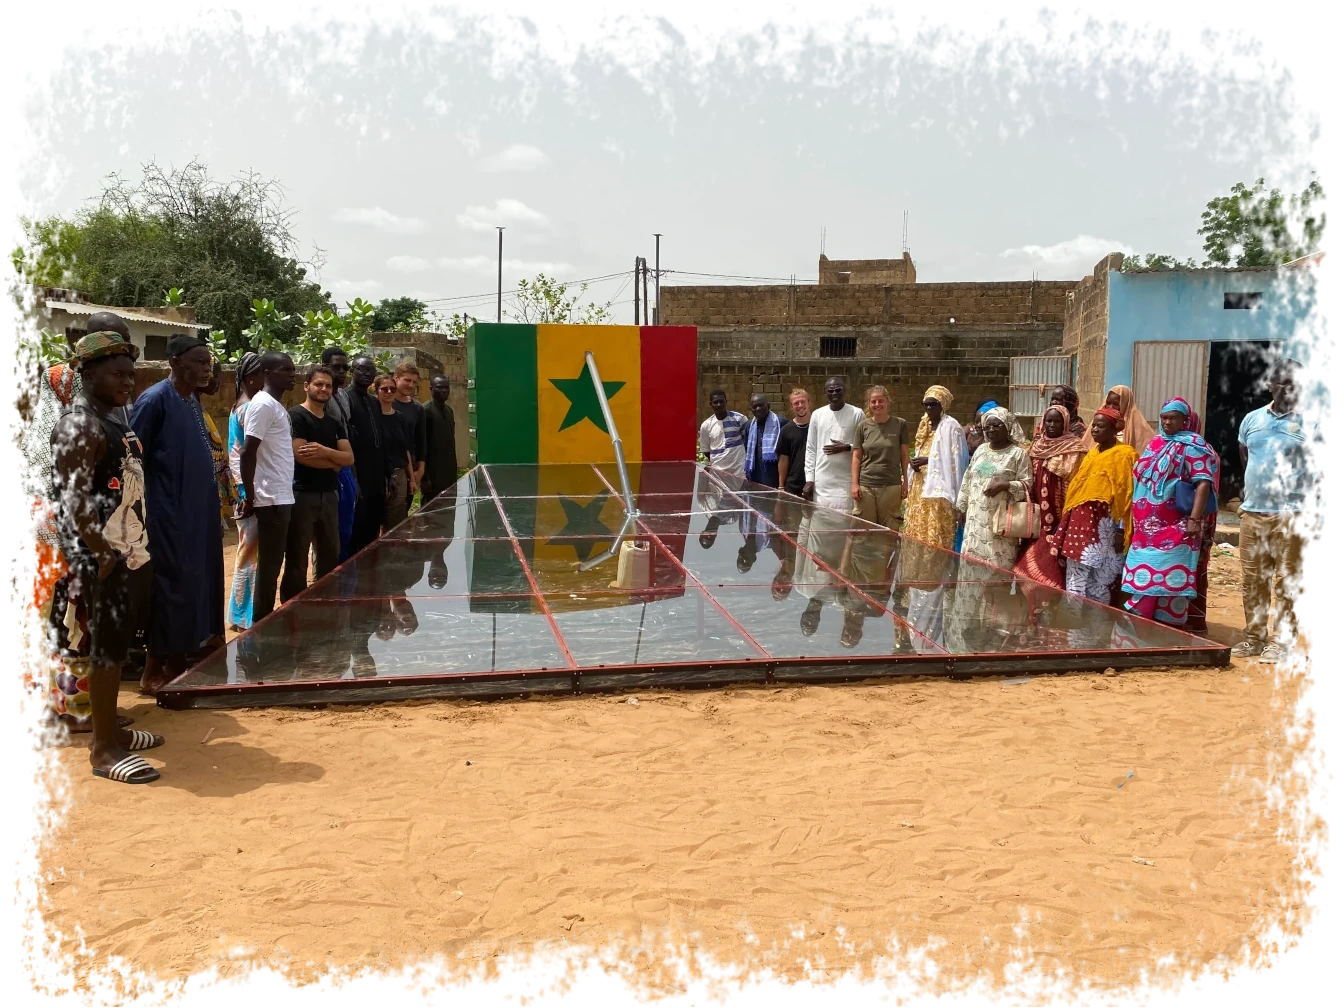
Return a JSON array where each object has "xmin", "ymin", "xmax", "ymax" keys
[
  {"xmin": 653, "ymin": 233, "xmax": 662, "ymax": 325},
  {"xmin": 496, "ymin": 227, "xmax": 505, "ymax": 323},
  {"xmin": 633, "ymin": 256, "xmax": 641, "ymax": 324},
  {"xmin": 641, "ymin": 258, "xmax": 650, "ymax": 325}
]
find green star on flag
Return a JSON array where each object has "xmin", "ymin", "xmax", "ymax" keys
[
  {"xmin": 549, "ymin": 369, "xmax": 625, "ymax": 433},
  {"xmin": 547, "ymin": 493, "xmax": 613, "ymax": 560}
]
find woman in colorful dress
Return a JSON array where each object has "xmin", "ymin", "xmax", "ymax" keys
[
  {"xmin": 199, "ymin": 361, "xmax": 237, "ymax": 529},
  {"xmin": 955, "ymin": 407, "xmax": 1033, "ymax": 571},
  {"xmin": 1056, "ymin": 406, "xmax": 1136, "ymax": 605},
  {"xmin": 1179, "ymin": 401, "xmax": 1220, "ymax": 635},
  {"xmin": 1121, "ymin": 398, "xmax": 1219, "ymax": 628},
  {"xmin": 905, "ymin": 385, "xmax": 969, "ymax": 554},
  {"xmin": 227, "ymin": 353, "xmax": 265, "ymax": 631},
  {"xmin": 1013, "ymin": 404, "xmax": 1089, "ymax": 595}
]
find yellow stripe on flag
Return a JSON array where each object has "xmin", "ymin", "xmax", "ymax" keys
[
  {"xmin": 536, "ymin": 324, "xmax": 643, "ymax": 464},
  {"xmin": 530, "ymin": 463, "xmax": 641, "ymax": 600}
]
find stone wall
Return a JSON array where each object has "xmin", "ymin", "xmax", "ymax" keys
[
  {"xmin": 818, "ymin": 253, "xmax": 916, "ymax": 285},
  {"xmin": 695, "ymin": 324, "xmax": 1064, "ymax": 424},
  {"xmin": 661, "ymin": 279, "xmax": 1075, "ymax": 328},
  {"xmin": 1063, "ymin": 254, "xmax": 1122, "ymax": 414}
]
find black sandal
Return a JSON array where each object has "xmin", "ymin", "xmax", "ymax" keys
[{"xmin": 92, "ymin": 754, "xmax": 160, "ymax": 785}]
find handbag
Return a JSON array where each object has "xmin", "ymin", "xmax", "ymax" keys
[
  {"xmin": 1173, "ymin": 479, "xmax": 1196, "ymax": 515},
  {"xmin": 992, "ymin": 495, "xmax": 1041, "ymax": 539}
]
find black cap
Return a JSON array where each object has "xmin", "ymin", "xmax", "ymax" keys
[
  {"xmin": 1263, "ymin": 360, "xmax": 1306, "ymax": 381},
  {"xmin": 167, "ymin": 333, "xmax": 208, "ymax": 358}
]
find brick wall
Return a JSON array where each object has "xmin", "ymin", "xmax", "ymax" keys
[
  {"xmin": 1063, "ymin": 254, "xmax": 1121, "ymax": 414},
  {"xmin": 661, "ymin": 279, "xmax": 1075, "ymax": 329},
  {"xmin": 695, "ymin": 324, "xmax": 1064, "ymax": 425},
  {"xmin": 818, "ymin": 253, "xmax": 916, "ymax": 285}
]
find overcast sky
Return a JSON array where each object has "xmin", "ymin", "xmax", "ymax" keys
[{"xmin": 17, "ymin": 5, "xmax": 1319, "ymax": 320}]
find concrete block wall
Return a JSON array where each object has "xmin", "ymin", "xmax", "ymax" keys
[
  {"xmin": 661, "ymin": 279, "xmax": 1075, "ymax": 329},
  {"xmin": 1063, "ymin": 254, "xmax": 1122, "ymax": 414},
  {"xmin": 695, "ymin": 324, "xmax": 1064, "ymax": 425}
]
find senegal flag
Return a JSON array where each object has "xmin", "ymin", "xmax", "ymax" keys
[{"xmin": 466, "ymin": 323, "xmax": 698, "ymax": 465}]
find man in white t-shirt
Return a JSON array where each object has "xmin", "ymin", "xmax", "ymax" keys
[
  {"xmin": 803, "ymin": 376, "xmax": 865, "ymax": 511},
  {"xmin": 698, "ymin": 388, "xmax": 747, "ymax": 477},
  {"xmin": 239, "ymin": 350, "xmax": 297, "ymax": 624}
]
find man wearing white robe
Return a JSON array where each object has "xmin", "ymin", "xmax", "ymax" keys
[{"xmin": 803, "ymin": 376, "xmax": 866, "ymax": 511}]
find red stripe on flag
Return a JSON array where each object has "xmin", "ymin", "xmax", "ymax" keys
[{"xmin": 639, "ymin": 326, "xmax": 698, "ymax": 461}]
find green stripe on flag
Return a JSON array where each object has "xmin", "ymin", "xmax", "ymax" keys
[{"xmin": 467, "ymin": 324, "xmax": 539, "ymax": 463}]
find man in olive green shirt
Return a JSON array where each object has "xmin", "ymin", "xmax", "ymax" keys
[{"xmin": 850, "ymin": 385, "xmax": 909, "ymax": 530}]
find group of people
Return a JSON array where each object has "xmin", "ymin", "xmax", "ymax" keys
[
  {"xmin": 697, "ymin": 365, "xmax": 1309, "ymax": 658},
  {"xmin": 23, "ymin": 312, "xmax": 458, "ymax": 785}
]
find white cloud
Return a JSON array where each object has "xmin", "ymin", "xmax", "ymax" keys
[
  {"xmin": 386, "ymin": 255, "xmax": 433, "ymax": 272},
  {"xmin": 326, "ymin": 279, "xmax": 384, "ymax": 301},
  {"xmin": 998, "ymin": 234, "xmax": 1134, "ymax": 278},
  {"xmin": 437, "ymin": 255, "xmax": 573, "ymax": 275},
  {"xmin": 478, "ymin": 144, "xmax": 550, "ymax": 172},
  {"xmin": 332, "ymin": 207, "xmax": 430, "ymax": 234},
  {"xmin": 455, "ymin": 198, "xmax": 549, "ymax": 232}
]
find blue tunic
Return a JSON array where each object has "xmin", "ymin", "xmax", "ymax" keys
[{"xmin": 130, "ymin": 379, "xmax": 225, "ymax": 657}]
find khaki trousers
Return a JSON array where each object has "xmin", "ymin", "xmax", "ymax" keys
[
  {"xmin": 1238, "ymin": 509, "xmax": 1304, "ymax": 646},
  {"xmin": 855, "ymin": 484, "xmax": 904, "ymax": 531}
]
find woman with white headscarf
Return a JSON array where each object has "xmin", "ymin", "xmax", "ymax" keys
[
  {"xmin": 904, "ymin": 386, "xmax": 969, "ymax": 551},
  {"xmin": 955, "ymin": 406, "xmax": 1033, "ymax": 572}
]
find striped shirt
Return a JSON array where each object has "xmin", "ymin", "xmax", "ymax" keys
[{"xmin": 699, "ymin": 411, "xmax": 747, "ymax": 475}]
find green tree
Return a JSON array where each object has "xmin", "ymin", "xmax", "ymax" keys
[
  {"xmin": 1120, "ymin": 253, "xmax": 1198, "ymax": 272},
  {"xmin": 506, "ymin": 274, "xmax": 612, "ymax": 325},
  {"xmin": 371, "ymin": 296, "xmax": 426, "ymax": 332},
  {"xmin": 1199, "ymin": 175, "xmax": 1326, "ymax": 267},
  {"xmin": 11, "ymin": 159, "xmax": 333, "ymax": 352}
]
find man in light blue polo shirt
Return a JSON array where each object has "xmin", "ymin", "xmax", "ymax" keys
[{"xmin": 1233, "ymin": 359, "xmax": 1315, "ymax": 661}]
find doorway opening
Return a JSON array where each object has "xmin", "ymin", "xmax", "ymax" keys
[{"xmin": 1205, "ymin": 340, "xmax": 1282, "ymax": 504}]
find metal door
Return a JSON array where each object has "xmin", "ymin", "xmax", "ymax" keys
[
  {"xmin": 1009, "ymin": 355, "xmax": 1075, "ymax": 417},
  {"xmin": 1132, "ymin": 341, "xmax": 1209, "ymax": 421}
]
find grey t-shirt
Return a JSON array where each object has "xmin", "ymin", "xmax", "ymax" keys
[{"xmin": 856, "ymin": 416, "xmax": 909, "ymax": 487}]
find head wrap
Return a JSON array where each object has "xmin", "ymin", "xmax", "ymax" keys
[
  {"xmin": 1106, "ymin": 385, "xmax": 1154, "ymax": 448},
  {"xmin": 1268, "ymin": 360, "xmax": 1300, "ymax": 381},
  {"xmin": 1160, "ymin": 398, "xmax": 1190, "ymax": 417},
  {"xmin": 976, "ymin": 399, "xmax": 1000, "ymax": 414},
  {"xmin": 167, "ymin": 333, "xmax": 208, "ymax": 358},
  {"xmin": 923, "ymin": 385, "xmax": 954, "ymax": 409},
  {"xmin": 1093, "ymin": 405, "xmax": 1125, "ymax": 430},
  {"xmin": 72, "ymin": 330, "xmax": 139, "ymax": 364},
  {"xmin": 234, "ymin": 351, "xmax": 262, "ymax": 399},
  {"xmin": 1030, "ymin": 405, "xmax": 1089, "ymax": 467},
  {"xmin": 981, "ymin": 405, "xmax": 1012, "ymax": 430}
]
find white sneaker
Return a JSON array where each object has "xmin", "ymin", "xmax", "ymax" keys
[
  {"xmin": 1259, "ymin": 643, "xmax": 1282, "ymax": 662},
  {"xmin": 1231, "ymin": 640, "xmax": 1260, "ymax": 658}
]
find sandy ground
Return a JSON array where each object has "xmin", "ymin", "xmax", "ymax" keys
[{"xmin": 35, "ymin": 547, "xmax": 1315, "ymax": 997}]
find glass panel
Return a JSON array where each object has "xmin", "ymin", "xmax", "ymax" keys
[
  {"xmin": 524, "ymin": 536, "xmax": 689, "ymax": 594},
  {"xmin": 547, "ymin": 589, "xmax": 760, "ymax": 667},
  {"xmin": 495, "ymin": 492, "xmax": 631, "ymax": 540},
  {"xmin": 712, "ymin": 586, "xmax": 932, "ymax": 659},
  {"xmin": 593, "ymin": 460, "xmax": 701, "ymax": 496},
  {"xmin": 383, "ymin": 496, "xmax": 503, "ymax": 540},
  {"xmin": 305, "ymin": 538, "xmax": 531, "ymax": 598},
  {"xmin": 485, "ymin": 463, "xmax": 611, "ymax": 499},
  {"xmin": 169, "ymin": 595, "xmax": 567, "ymax": 689}
]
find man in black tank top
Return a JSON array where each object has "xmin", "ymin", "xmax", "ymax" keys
[{"xmin": 51, "ymin": 319, "xmax": 164, "ymax": 785}]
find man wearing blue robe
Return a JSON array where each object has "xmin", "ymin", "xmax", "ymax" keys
[{"xmin": 130, "ymin": 334, "xmax": 226, "ymax": 693}]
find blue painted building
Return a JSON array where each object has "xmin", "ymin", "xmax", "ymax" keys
[{"xmin": 1061, "ymin": 251, "xmax": 1321, "ymax": 500}]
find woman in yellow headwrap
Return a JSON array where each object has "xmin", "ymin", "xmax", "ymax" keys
[{"xmin": 904, "ymin": 385, "xmax": 969, "ymax": 551}]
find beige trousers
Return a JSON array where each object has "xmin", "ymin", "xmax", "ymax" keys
[
  {"xmin": 1238, "ymin": 509, "xmax": 1304, "ymax": 645},
  {"xmin": 855, "ymin": 484, "xmax": 904, "ymax": 531}
]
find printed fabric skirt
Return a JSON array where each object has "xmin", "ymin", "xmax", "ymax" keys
[
  {"xmin": 1122, "ymin": 494, "xmax": 1201, "ymax": 628},
  {"xmin": 229, "ymin": 514, "xmax": 259, "ymax": 630}
]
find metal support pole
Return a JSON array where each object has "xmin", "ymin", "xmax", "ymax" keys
[
  {"xmin": 653, "ymin": 234, "xmax": 661, "ymax": 325},
  {"xmin": 633, "ymin": 257, "xmax": 640, "ymax": 324},
  {"xmin": 496, "ymin": 227, "xmax": 505, "ymax": 322},
  {"xmin": 641, "ymin": 257, "xmax": 649, "ymax": 325},
  {"xmin": 584, "ymin": 350, "xmax": 638, "ymax": 518}
]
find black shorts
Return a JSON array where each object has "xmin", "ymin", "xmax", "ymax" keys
[{"xmin": 76, "ymin": 559, "xmax": 155, "ymax": 665}]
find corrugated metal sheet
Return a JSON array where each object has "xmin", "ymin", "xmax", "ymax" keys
[
  {"xmin": 1133, "ymin": 341, "xmax": 1209, "ymax": 421},
  {"xmin": 1009, "ymin": 355, "xmax": 1074, "ymax": 416},
  {"xmin": 44, "ymin": 299, "xmax": 211, "ymax": 330}
]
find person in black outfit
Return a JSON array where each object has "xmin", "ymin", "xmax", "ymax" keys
[
  {"xmin": 392, "ymin": 360, "xmax": 427, "ymax": 508},
  {"xmin": 282, "ymin": 365, "xmax": 353, "ymax": 601},
  {"xmin": 50, "ymin": 325, "xmax": 163, "ymax": 785},
  {"xmin": 375, "ymin": 372, "xmax": 417, "ymax": 529},
  {"xmin": 421, "ymin": 373, "xmax": 457, "ymax": 502},
  {"xmin": 775, "ymin": 387, "xmax": 812, "ymax": 496},
  {"xmin": 344, "ymin": 355, "xmax": 386, "ymax": 555}
]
